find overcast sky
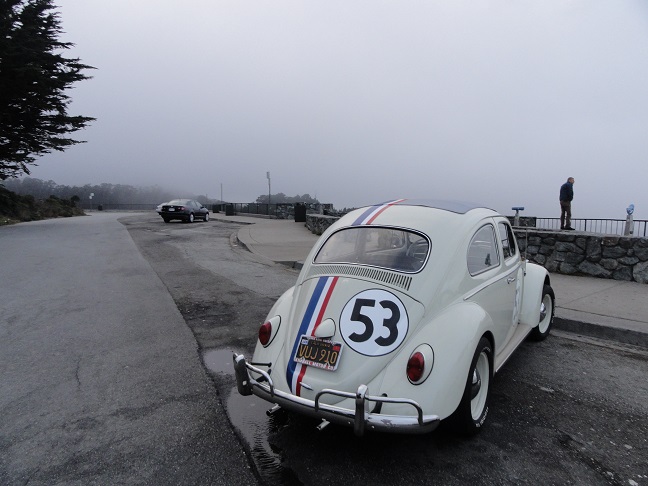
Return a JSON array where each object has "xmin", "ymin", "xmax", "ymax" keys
[{"xmin": 29, "ymin": 0, "xmax": 648, "ymax": 219}]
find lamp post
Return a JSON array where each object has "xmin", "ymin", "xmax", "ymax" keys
[{"xmin": 267, "ymin": 171, "xmax": 272, "ymax": 216}]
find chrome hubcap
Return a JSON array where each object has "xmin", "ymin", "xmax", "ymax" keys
[
  {"xmin": 539, "ymin": 301, "xmax": 547, "ymax": 322},
  {"xmin": 470, "ymin": 369, "xmax": 481, "ymax": 400},
  {"xmin": 470, "ymin": 352, "xmax": 489, "ymax": 420}
]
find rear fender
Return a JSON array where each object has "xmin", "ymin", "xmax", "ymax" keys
[
  {"xmin": 378, "ymin": 302, "xmax": 493, "ymax": 420},
  {"xmin": 251, "ymin": 286, "xmax": 295, "ymax": 364},
  {"xmin": 519, "ymin": 263, "xmax": 548, "ymax": 328}
]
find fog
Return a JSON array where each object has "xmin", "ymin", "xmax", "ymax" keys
[{"xmin": 29, "ymin": 0, "xmax": 648, "ymax": 219}]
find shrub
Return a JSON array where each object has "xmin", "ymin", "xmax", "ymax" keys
[{"xmin": 0, "ymin": 186, "xmax": 85, "ymax": 225}]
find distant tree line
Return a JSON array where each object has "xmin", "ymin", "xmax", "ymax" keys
[
  {"xmin": 3, "ymin": 178, "xmax": 323, "ymax": 207},
  {"xmin": 255, "ymin": 193, "xmax": 319, "ymax": 204},
  {"xmin": 3, "ymin": 178, "xmax": 186, "ymax": 206}
]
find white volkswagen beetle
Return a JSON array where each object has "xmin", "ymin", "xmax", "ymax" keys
[{"xmin": 234, "ymin": 200, "xmax": 554, "ymax": 436}]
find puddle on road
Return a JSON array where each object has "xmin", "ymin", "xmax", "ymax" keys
[{"xmin": 202, "ymin": 348, "xmax": 302, "ymax": 486}]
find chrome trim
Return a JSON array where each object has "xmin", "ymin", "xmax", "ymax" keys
[
  {"xmin": 463, "ymin": 266, "xmax": 519, "ymax": 301},
  {"xmin": 233, "ymin": 354, "xmax": 440, "ymax": 436}
]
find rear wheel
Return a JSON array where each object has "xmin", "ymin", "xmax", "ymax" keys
[
  {"xmin": 204, "ymin": 212, "xmax": 209, "ymax": 222},
  {"xmin": 447, "ymin": 337, "xmax": 492, "ymax": 435},
  {"xmin": 184, "ymin": 213, "xmax": 194, "ymax": 223},
  {"xmin": 529, "ymin": 284, "xmax": 554, "ymax": 341},
  {"xmin": 162, "ymin": 217, "xmax": 170, "ymax": 223}
]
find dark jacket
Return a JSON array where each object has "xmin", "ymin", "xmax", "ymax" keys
[{"xmin": 560, "ymin": 182, "xmax": 574, "ymax": 202}]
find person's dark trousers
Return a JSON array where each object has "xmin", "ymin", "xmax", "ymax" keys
[{"xmin": 560, "ymin": 201, "xmax": 572, "ymax": 229}]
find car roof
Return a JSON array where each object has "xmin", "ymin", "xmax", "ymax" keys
[
  {"xmin": 362, "ymin": 198, "xmax": 494, "ymax": 214},
  {"xmin": 303, "ymin": 200, "xmax": 509, "ymax": 301},
  {"xmin": 327, "ymin": 199, "xmax": 504, "ymax": 245}
]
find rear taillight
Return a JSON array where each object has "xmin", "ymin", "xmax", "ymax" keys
[
  {"xmin": 258, "ymin": 316, "xmax": 281, "ymax": 347},
  {"xmin": 407, "ymin": 352, "xmax": 425, "ymax": 383},
  {"xmin": 258, "ymin": 322, "xmax": 272, "ymax": 346},
  {"xmin": 406, "ymin": 344, "xmax": 434, "ymax": 384}
]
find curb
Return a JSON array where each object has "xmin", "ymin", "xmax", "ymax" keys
[{"xmin": 554, "ymin": 317, "xmax": 648, "ymax": 349}]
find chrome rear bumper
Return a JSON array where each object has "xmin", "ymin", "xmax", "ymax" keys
[{"xmin": 233, "ymin": 353, "xmax": 440, "ymax": 436}]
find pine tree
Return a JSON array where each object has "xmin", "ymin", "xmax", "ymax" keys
[{"xmin": 0, "ymin": 0, "xmax": 95, "ymax": 180}]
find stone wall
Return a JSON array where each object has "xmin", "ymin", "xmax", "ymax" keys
[
  {"xmin": 304, "ymin": 214, "xmax": 648, "ymax": 283},
  {"xmin": 305, "ymin": 214, "xmax": 339, "ymax": 235},
  {"xmin": 515, "ymin": 230, "xmax": 648, "ymax": 284}
]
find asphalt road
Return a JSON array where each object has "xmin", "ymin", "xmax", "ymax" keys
[
  {"xmin": 0, "ymin": 213, "xmax": 256, "ymax": 485},
  {"xmin": 2, "ymin": 212, "xmax": 647, "ymax": 486}
]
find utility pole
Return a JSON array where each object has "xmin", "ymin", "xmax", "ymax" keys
[{"xmin": 267, "ymin": 171, "xmax": 271, "ymax": 205}]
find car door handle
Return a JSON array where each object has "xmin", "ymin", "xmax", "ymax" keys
[{"xmin": 507, "ymin": 277, "xmax": 516, "ymax": 284}]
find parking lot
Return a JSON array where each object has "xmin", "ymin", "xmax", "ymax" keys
[
  {"xmin": 1, "ymin": 212, "xmax": 646, "ymax": 485},
  {"xmin": 125, "ymin": 213, "xmax": 648, "ymax": 486}
]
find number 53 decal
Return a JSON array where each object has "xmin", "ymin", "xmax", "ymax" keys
[{"xmin": 340, "ymin": 289, "xmax": 409, "ymax": 356}]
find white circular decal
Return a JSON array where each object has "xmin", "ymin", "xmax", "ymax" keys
[{"xmin": 339, "ymin": 289, "xmax": 409, "ymax": 356}]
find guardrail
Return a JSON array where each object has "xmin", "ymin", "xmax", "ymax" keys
[
  {"xmin": 77, "ymin": 203, "xmax": 647, "ymax": 237},
  {"xmin": 216, "ymin": 203, "xmax": 334, "ymax": 220},
  {"xmin": 79, "ymin": 203, "xmax": 157, "ymax": 211},
  {"xmin": 534, "ymin": 218, "xmax": 648, "ymax": 237},
  {"xmin": 78, "ymin": 202, "xmax": 334, "ymax": 219}
]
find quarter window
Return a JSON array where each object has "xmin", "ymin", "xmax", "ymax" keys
[
  {"xmin": 498, "ymin": 222, "xmax": 517, "ymax": 259},
  {"xmin": 467, "ymin": 225, "xmax": 500, "ymax": 275}
]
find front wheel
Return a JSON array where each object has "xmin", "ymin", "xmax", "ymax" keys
[
  {"xmin": 447, "ymin": 336, "xmax": 492, "ymax": 435},
  {"xmin": 529, "ymin": 284, "xmax": 554, "ymax": 341}
]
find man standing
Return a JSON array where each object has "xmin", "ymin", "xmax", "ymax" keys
[{"xmin": 560, "ymin": 177, "xmax": 575, "ymax": 230}]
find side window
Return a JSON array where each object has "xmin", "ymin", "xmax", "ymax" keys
[
  {"xmin": 467, "ymin": 224, "xmax": 500, "ymax": 275},
  {"xmin": 498, "ymin": 222, "xmax": 517, "ymax": 260}
]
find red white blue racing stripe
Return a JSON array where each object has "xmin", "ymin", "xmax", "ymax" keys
[
  {"xmin": 286, "ymin": 276, "xmax": 339, "ymax": 396},
  {"xmin": 351, "ymin": 199, "xmax": 407, "ymax": 226}
]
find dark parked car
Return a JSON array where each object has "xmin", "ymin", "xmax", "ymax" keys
[{"xmin": 158, "ymin": 199, "xmax": 210, "ymax": 223}]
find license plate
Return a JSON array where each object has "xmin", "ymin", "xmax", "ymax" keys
[
  {"xmin": 293, "ymin": 335, "xmax": 343, "ymax": 371},
  {"xmin": 168, "ymin": 208, "xmax": 175, "ymax": 211}
]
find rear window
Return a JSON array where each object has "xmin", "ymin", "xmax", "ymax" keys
[{"xmin": 314, "ymin": 227, "xmax": 430, "ymax": 273}]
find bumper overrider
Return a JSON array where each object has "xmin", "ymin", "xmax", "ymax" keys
[{"xmin": 233, "ymin": 354, "xmax": 440, "ymax": 436}]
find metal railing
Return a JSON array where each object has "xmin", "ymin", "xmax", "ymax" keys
[
  {"xmin": 218, "ymin": 203, "xmax": 334, "ymax": 219},
  {"xmin": 77, "ymin": 202, "xmax": 335, "ymax": 218},
  {"xmin": 225, "ymin": 203, "xmax": 291, "ymax": 218},
  {"xmin": 79, "ymin": 203, "xmax": 158, "ymax": 211},
  {"xmin": 533, "ymin": 218, "xmax": 648, "ymax": 237}
]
